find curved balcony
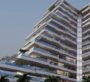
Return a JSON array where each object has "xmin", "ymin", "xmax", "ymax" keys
[
  {"xmin": 54, "ymin": 12, "xmax": 76, "ymax": 30},
  {"xmin": 17, "ymin": 55, "xmax": 76, "ymax": 74},
  {"xmin": 59, "ymin": 6, "xmax": 77, "ymax": 20},
  {"xmin": 29, "ymin": 48, "xmax": 76, "ymax": 66},
  {"xmin": 48, "ymin": 19, "xmax": 76, "ymax": 39},
  {"xmin": 23, "ymin": 40, "xmax": 76, "ymax": 59},
  {"xmin": 40, "ymin": 34, "xmax": 76, "ymax": 52},
  {"xmin": 55, "ymin": 10, "xmax": 77, "ymax": 24},
  {"xmin": 44, "ymin": 29, "xmax": 76, "ymax": 45},
  {"xmin": 0, "ymin": 62, "xmax": 76, "ymax": 82}
]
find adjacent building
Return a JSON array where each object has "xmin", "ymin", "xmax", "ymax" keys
[{"xmin": 82, "ymin": 5, "xmax": 90, "ymax": 76}]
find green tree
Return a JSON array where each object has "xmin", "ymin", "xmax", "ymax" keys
[
  {"xmin": 0, "ymin": 75, "xmax": 9, "ymax": 82},
  {"xmin": 82, "ymin": 76, "xmax": 90, "ymax": 82},
  {"xmin": 15, "ymin": 73, "xmax": 31, "ymax": 82},
  {"xmin": 44, "ymin": 76, "xmax": 61, "ymax": 82}
]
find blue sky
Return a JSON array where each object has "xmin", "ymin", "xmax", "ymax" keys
[{"xmin": 0, "ymin": 0, "xmax": 89, "ymax": 57}]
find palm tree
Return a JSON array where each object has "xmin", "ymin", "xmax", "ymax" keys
[
  {"xmin": 15, "ymin": 73, "xmax": 32, "ymax": 82},
  {"xmin": 82, "ymin": 76, "xmax": 90, "ymax": 82},
  {"xmin": 0, "ymin": 75, "xmax": 10, "ymax": 82},
  {"xmin": 44, "ymin": 76, "xmax": 61, "ymax": 82}
]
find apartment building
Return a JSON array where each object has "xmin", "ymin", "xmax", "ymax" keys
[
  {"xmin": 82, "ymin": 5, "xmax": 90, "ymax": 76},
  {"xmin": 0, "ymin": 0, "xmax": 90, "ymax": 82}
]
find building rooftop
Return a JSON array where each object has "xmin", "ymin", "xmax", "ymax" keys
[{"xmin": 53, "ymin": 0, "xmax": 90, "ymax": 11}]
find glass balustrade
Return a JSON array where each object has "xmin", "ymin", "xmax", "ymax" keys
[
  {"xmin": 1, "ymin": 62, "xmax": 56, "ymax": 74},
  {"xmin": 0, "ymin": 70, "xmax": 44, "ymax": 82}
]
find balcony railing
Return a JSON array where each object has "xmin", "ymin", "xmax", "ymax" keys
[
  {"xmin": 44, "ymin": 29, "xmax": 76, "ymax": 45},
  {"xmin": 49, "ymin": 18, "xmax": 76, "ymax": 38},
  {"xmin": 1, "ymin": 62, "xmax": 55, "ymax": 74},
  {"xmin": 54, "ymin": 12, "xmax": 76, "ymax": 30},
  {"xmin": 18, "ymin": 54, "xmax": 76, "ymax": 72},
  {"xmin": 55, "ymin": 10, "xmax": 77, "ymax": 24},
  {"xmin": 83, "ymin": 66, "xmax": 90, "ymax": 73},
  {"xmin": 83, "ymin": 60, "xmax": 90, "ymax": 66},
  {"xmin": 0, "ymin": 69, "xmax": 44, "ymax": 82},
  {"xmin": 82, "ymin": 52, "xmax": 90, "ymax": 58},
  {"xmin": 58, "ymin": 6, "xmax": 77, "ymax": 20}
]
